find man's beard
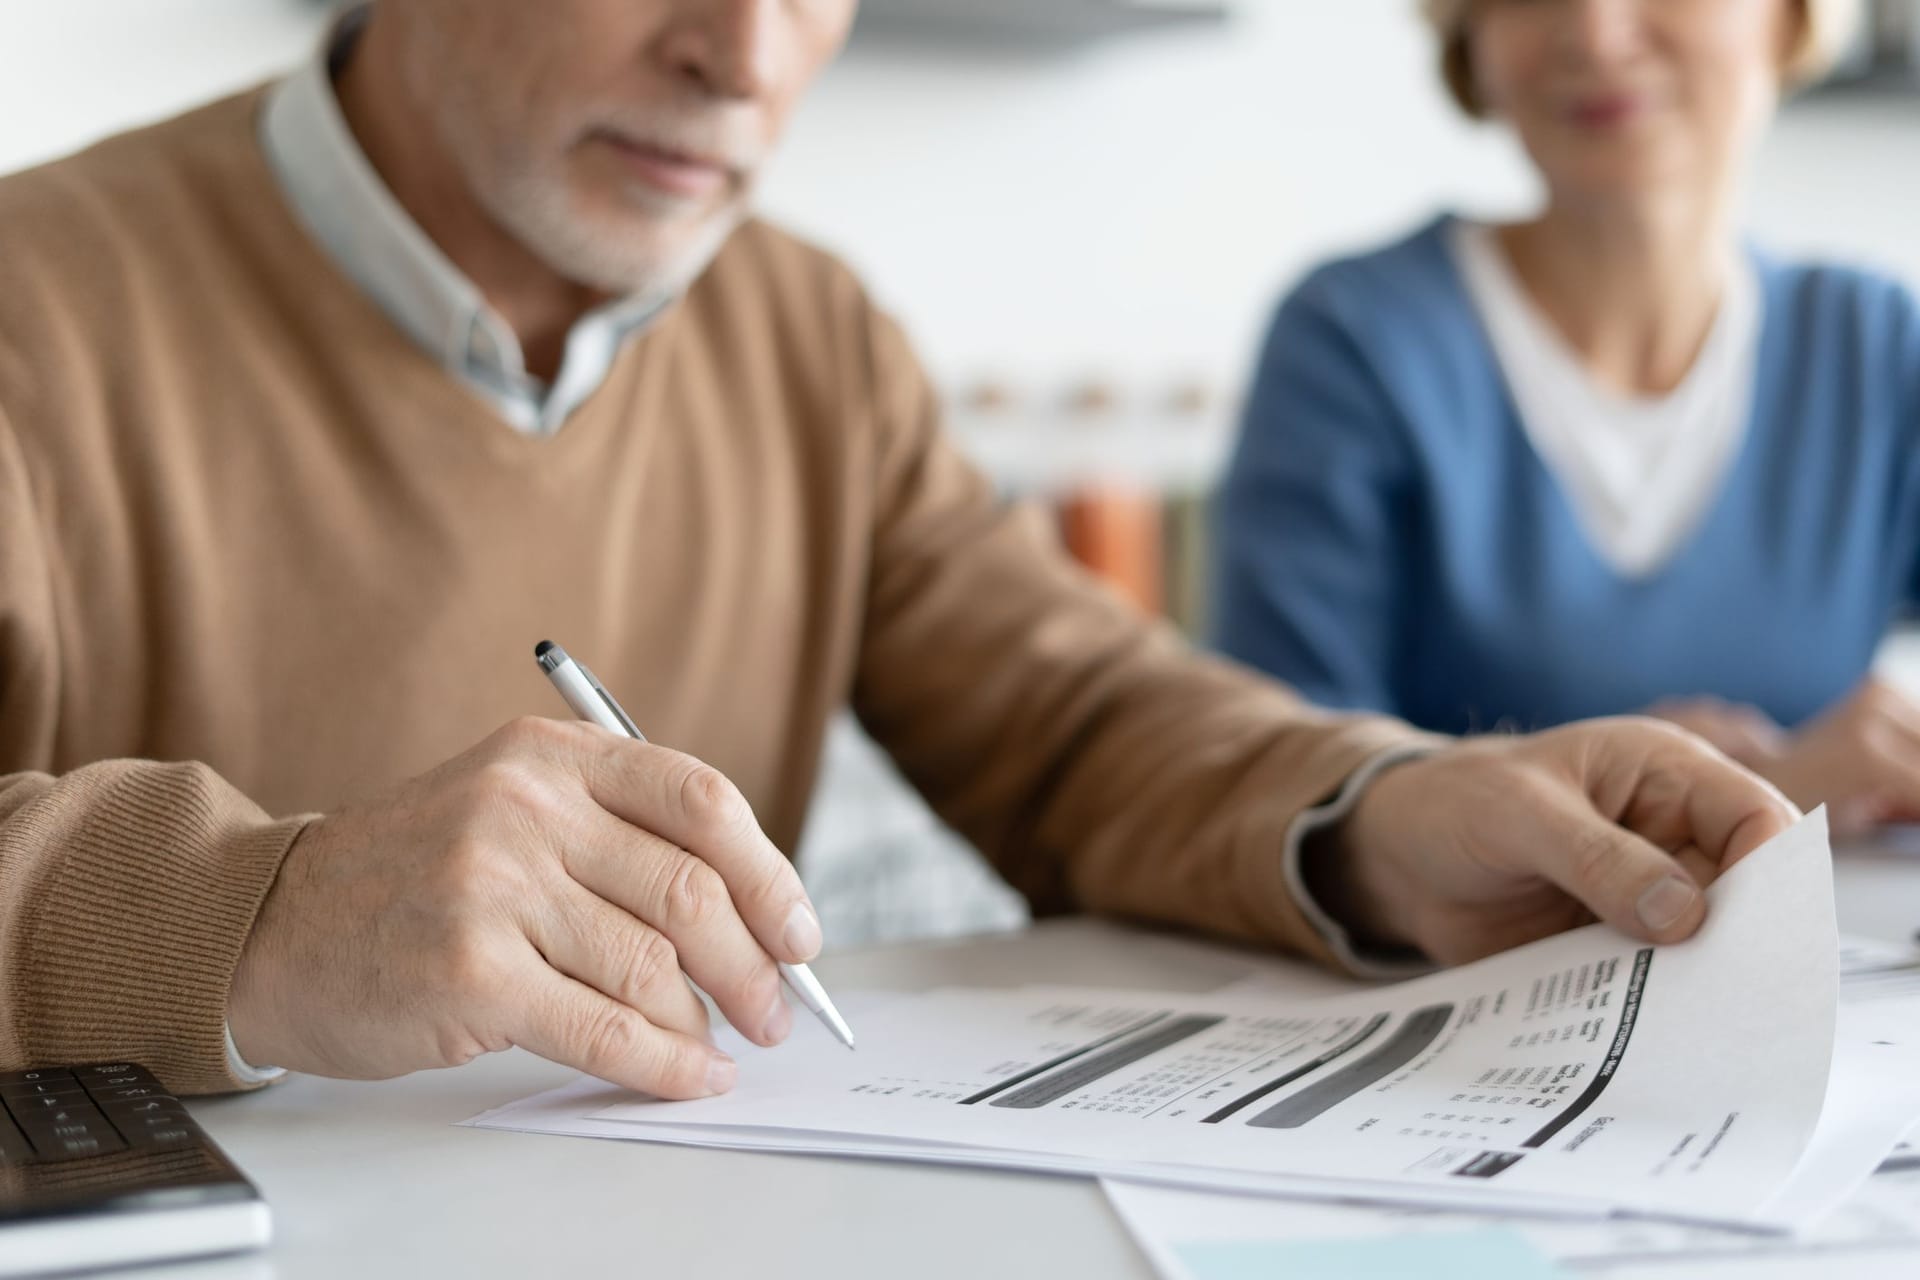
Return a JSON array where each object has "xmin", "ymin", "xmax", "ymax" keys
[
  {"xmin": 475, "ymin": 158, "xmax": 749, "ymax": 307},
  {"xmin": 429, "ymin": 85, "xmax": 757, "ymax": 306}
]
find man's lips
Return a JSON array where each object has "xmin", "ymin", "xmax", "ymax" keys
[{"xmin": 594, "ymin": 131, "xmax": 735, "ymax": 199}]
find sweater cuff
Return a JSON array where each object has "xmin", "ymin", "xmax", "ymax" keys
[
  {"xmin": 1280, "ymin": 744, "xmax": 1439, "ymax": 980},
  {"xmin": 1, "ymin": 761, "xmax": 312, "ymax": 1096}
]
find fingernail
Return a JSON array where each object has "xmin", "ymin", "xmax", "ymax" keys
[
  {"xmin": 1637, "ymin": 876, "xmax": 1698, "ymax": 932},
  {"xmin": 783, "ymin": 901, "xmax": 823, "ymax": 961},
  {"xmin": 705, "ymin": 1053, "xmax": 737, "ymax": 1095},
  {"xmin": 762, "ymin": 994, "xmax": 793, "ymax": 1045}
]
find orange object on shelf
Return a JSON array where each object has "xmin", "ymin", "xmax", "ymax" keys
[{"xmin": 1058, "ymin": 488, "xmax": 1164, "ymax": 617}]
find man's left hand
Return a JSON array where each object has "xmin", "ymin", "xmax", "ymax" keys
[{"xmin": 1306, "ymin": 719, "xmax": 1799, "ymax": 966}]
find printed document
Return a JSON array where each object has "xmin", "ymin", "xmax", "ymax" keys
[{"xmin": 471, "ymin": 813, "xmax": 1882, "ymax": 1225}]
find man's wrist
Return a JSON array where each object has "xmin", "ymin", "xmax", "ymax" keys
[
  {"xmin": 1300, "ymin": 818, "xmax": 1415, "ymax": 956},
  {"xmin": 1280, "ymin": 745, "xmax": 1435, "ymax": 978}
]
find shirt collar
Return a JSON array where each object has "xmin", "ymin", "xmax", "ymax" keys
[{"xmin": 259, "ymin": 12, "xmax": 664, "ymax": 435}]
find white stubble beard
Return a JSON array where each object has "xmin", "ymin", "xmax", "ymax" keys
[
  {"xmin": 483, "ymin": 157, "xmax": 752, "ymax": 307},
  {"xmin": 472, "ymin": 149, "xmax": 752, "ymax": 309}
]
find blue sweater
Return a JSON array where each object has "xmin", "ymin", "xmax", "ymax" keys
[{"xmin": 1213, "ymin": 217, "xmax": 1920, "ymax": 736}]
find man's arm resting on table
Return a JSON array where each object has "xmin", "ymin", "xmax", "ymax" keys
[
  {"xmin": 842, "ymin": 292, "xmax": 1797, "ymax": 970},
  {"xmin": 0, "ymin": 764, "xmax": 310, "ymax": 1095}
]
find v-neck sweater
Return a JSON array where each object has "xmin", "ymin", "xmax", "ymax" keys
[
  {"xmin": 0, "ymin": 92, "xmax": 1428, "ymax": 1091},
  {"xmin": 1216, "ymin": 216, "xmax": 1920, "ymax": 736}
]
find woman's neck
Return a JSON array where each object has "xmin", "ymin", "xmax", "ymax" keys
[{"xmin": 1498, "ymin": 186, "xmax": 1740, "ymax": 397}]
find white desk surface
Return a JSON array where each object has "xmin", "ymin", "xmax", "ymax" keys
[{"xmin": 151, "ymin": 844, "xmax": 1918, "ymax": 1280}]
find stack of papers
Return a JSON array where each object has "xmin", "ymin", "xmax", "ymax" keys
[
  {"xmin": 1106, "ymin": 932, "xmax": 1920, "ymax": 1279},
  {"xmin": 467, "ymin": 812, "xmax": 1920, "ymax": 1264}
]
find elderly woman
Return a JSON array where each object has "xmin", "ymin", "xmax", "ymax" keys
[{"xmin": 1215, "ymin": 0, "xmax": 1920, "ymax": 833}]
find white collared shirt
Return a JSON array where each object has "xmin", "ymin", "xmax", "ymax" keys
[
  {"xmin": 257, "ymin": 19, "xmax": 664, "ymax": 436},
  {"xmin": 1449, "ymin": 220, "xmax": 1763, "ymax": 579}
]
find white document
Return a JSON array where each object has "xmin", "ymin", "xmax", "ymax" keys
[
  {"xmin": 1103, "ymin": 1167, "xmax": 1920, "ymax": 1280},
  {"xmin": 1103, "ymin": 983, "xmax": 1920, "ymax": 1277},
  {"xmin": 470, "ymin": 814, "xmax": 1870, "ymax": 1226}
]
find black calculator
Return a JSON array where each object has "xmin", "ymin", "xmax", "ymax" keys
[{"xmin": 0, "ymin": 1063, "xmax": 269, "ymax": 1277}]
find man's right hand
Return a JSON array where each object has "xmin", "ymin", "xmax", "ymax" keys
[{"xmin": 227, "ymin": 717, "xmax": 824, "ymax": 1099}]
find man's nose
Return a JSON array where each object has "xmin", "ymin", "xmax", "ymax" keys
[{"xmin": 661, "ymin": 0, "xmax": 781, "ymax": 101}]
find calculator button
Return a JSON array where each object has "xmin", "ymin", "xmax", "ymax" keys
[
  {"xmin": 98, "ymin": 1095, "xmax": 184, "ymax": 1120},
  {"xmin": 15, "ymin": 1098, "xmax": 107, "ymax": 1126},
  {"xmin": 33, "ymin": 1130, "xmax": 129, "ymax": 1161},
  {"xmin": 77, "ymin": 1063, "xmax": 159, "ymax": 1085},
  {"xmin": 0, "ymin": 1068, "xmax": 76, "ymax": 1087},
  {"xmin": 124, "ymin": 1122, "xmax": 199, "ymax": 1151},
  {"xmin": 106, "ymin": 1108, "xmax": 196, "ymax": 1137},
  {"xmin": 84, "ymin": 1075, "xmax": 152, "ymax": 1097},
  {"xmin": 6, "ymin": 1089, "xmax": 91, "ymax": 1112},
  {"xmin": 88, "ymin": 1083, "xmax": 169, "ymax": 1103},
  {"xmin": 0, "ymin": 1077, "xmax": 90, "ymax": 1100},
  {"xmin": 18, "ymin": 1113, "xmax": 128, "ymax": 1159}
]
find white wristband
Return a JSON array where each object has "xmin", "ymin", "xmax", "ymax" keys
[
  {"xmin": 224, "ymin": 1024, "xmax": 287, "ymax": 1086},
  {"xmin": 1280, "ymin": 744, "xmax": 1439, "ymax": 980}
]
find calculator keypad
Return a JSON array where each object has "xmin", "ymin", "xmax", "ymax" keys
[{"xmin": 0, "ymin": 1064, "xmax": 199, "ymax": 1163}]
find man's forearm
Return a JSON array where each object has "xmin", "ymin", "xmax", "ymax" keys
[{"xmin": 0, "ymin": 762, "xmax": 309, "ymax": 1094}]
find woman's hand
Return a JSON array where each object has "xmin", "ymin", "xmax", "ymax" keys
[
  {"xmin": 1643, "ymin": 696, "xmax": 1787, "ymax": 766},
  {"xmin": 1758, "ymin": 679, "xmax": 1920, "ymax": 838},
  {"xmin": 1650, "ymin": 680, "xmax": 1920, "ymax": 839}
]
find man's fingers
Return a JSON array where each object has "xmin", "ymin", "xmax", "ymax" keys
[
  {"xmin": 585, "ymin": 741, "xmax": 821, "ymax": 965},
  {"xmin": 563, "ymin": 809, "xmax": 790, "ymax": 1048},
  {"xmin": 509, "ymin": 961, "xmax": 736, "ymax": 1100},
  {"xmin": 1541, "ymin": 800, "xmax": 1707, "ymax": 944},
  {"xmin": 525, "ymin": 882, "xmax": 712, "ymax": 1044},
  {"xmin": 1627, "ymin": 723, "xmax": 1797, "ymax": 877}
]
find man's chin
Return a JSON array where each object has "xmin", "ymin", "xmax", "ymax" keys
[{"xmin": 518, "ymin": 205, "xmax": 745, "ymax": 300}]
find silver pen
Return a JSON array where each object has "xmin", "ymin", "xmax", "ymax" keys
[{"xmin": 534, "ymin": 640, "xmax": 856, "ymax": 1050}]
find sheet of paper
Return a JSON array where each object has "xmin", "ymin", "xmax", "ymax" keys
[
  {"xmin": 1165, "ymin": 1228, "xmax": 1573, "ymax": 1280},
  {"xmin": 1104, "ymin": 974, "xmax": 1920, "ymax": 1276},
  {"xmin": 1104, "ymin": 1165, "xmax": 1920, "ymax": 1278},
  {"xmin": 468, "ymin": 981, "xmax": 1920, "ymax": 1230},
  {"xmin": 1757, "ymin": 995, "xmax": 1920, "ymax": 1223},
  {"xmin": 472, "ymin": 813, "xmax": 1857, "ymax": 1226}
]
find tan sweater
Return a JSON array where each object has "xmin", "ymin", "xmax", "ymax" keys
[{"xmin": 0, "ymin": 92, "xmax": 1429, "ymax": 1094}]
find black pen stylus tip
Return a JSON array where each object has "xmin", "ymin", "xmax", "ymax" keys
[{"xmin": 534, "ymin": 640, "xmax": 555, "ymax": 660}]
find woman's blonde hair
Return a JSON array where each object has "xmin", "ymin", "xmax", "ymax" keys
[{"xmin": 1423, "ymin": 0, "xmax": 1862, "ymax": 117}]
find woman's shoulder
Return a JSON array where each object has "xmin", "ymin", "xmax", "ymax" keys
[
  {"xmin": 1281, "ymin": 216, "xmax": 1467, "ymax": 320},
  {"xmin": 1263, "ymin": 216, "xmax": 1494, "ymax": 397},
  {"xmin": 1755, "ymin": 250, "xmax": 1920, "ymax": 342}
]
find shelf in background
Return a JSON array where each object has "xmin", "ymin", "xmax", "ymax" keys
[{"xmin": 948, "ymin": 410, "xmax": 1233, "ymax": 498}]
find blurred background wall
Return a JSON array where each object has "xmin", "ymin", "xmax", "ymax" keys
[
  {"xmin": 9, "ymin": 2, "xmax": 1920, "ymax": 390},
  {"xmin": 6, "ymin": 0, "xmax": 1918, "ymax": 942}
]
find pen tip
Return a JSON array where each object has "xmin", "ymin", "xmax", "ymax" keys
[{"xmin": 534, "ymin": 640, "xmax": 556, "ymax": 660}]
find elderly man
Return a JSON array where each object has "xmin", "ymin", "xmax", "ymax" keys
[{"xmin": 0, "ymin": 0, "xmax": 1791, "ymax": 1100}]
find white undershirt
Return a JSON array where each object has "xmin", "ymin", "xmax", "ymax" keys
[{"xmin": 1447, "ymin": 220, "xmax": 1764, "ymax": 579}]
